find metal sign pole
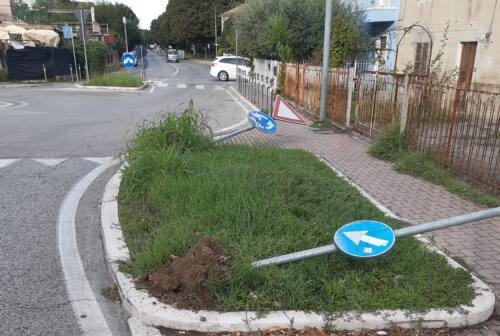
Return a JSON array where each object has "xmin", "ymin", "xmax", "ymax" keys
[
  {"xmin": 71, "ymin": 33, "xmax": 79, "ymax": 82},
  {"xmin": 252, "ymin": 207, "xmax": 500, "ymax": 268},
  {"xmin": 140, "ymin": 46, "xmax": 145, "ymax": 81}
]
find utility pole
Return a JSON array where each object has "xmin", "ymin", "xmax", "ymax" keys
[
  {"xmin": 123, "ymin": 16, "xmax": 129, "ymax": 52},
  {"xmin": 235, "ymin": 27, "xmax": 239, "ymax": 90},
  {"xmin": 214, "ymin": 7, "xmax": 218, "ymax": 57},
  {"xmin": 80, "ymin": 10, "xmax": 90, "ymax": 81},
  {"xmin": 319, "ymin": 0, "xmax": 333, "ymax": 122}
]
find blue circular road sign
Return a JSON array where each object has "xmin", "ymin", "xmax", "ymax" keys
[
  {"xmin": 247, "ymin": 111, "xmax": 277, "ymax": 134},
  {"xmin": 334, "ymin": 220, "xmax": 396, "ymax": 258},
  {"xmin": 121, "ymin": 52, "xmax": 136, "ymax": 69}
]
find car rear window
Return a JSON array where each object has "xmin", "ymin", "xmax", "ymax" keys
[{"xmin": 219, "ymin": 58, "xmax": 236, "ymax": 64}]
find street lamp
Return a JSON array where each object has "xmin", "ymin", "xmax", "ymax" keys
[
  {"xmin": 214, "ymin": 0, "xmax": 223, "ymax": 58},
  {"xmin": 122, "ymin": 16, "xmax": 129, "ymax": 52}
]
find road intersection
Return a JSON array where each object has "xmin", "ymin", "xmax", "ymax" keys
[{"xmin": 0, "ymin": 52, "xmax": 251, "ymax": 335}]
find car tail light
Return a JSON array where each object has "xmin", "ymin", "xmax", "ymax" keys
[{"xmin": 211, "ymin": 63, "xmax": 215, "ymax": 67}]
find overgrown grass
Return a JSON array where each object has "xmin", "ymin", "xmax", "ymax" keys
[
  {"xmin": 86, "ymin": 73, "xmax": 143, "ymax": 87},
  {"xmin": 369, "ymin": 124, "xmax": 500, "ymax": 207},
  {"xmin": 118, "ymin": 108, "xmax": 474, "ymax": 313}
]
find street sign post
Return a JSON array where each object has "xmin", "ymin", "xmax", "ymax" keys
[
  {"xmin": 63, "ymin": 25, "xmax": 79, "ymax": 82},
  {"xmin": 121, "ymin": 53, "xmax": 136, "ymax": 69},
  {"xmin": 252, "ymin": 207, "xmax": 500, "ymax": 267},
  {"xmin": 247, "ymin": 111, "xmax": 277, "ymax": 134},
  {"xmin": 213, "ymin": 111, "xmax": 278, "ymax": 142},
  {"xmin": 334, "ymin": 221, "xmax": 395, "ymax": 258}
]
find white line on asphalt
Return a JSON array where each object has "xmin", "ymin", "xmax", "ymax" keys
[
  {"xmin": 84, "ymin": 157, "xmax": 114, "ymax": 165},
  {"xmin": 0, "ymin": 100, "xmax": 28, "ymax": 110},
  {"xmin": 229, "ymin": 86, "xmax": 259, "ymax": 111},
  {"xmin": 214, "ymin": 86, "xmax": 224, "ymax": 91},
  {"xmin": 158, "ymin": 83, "xmax": 168, "ymax": 88},
  {"xmin": 149, "ymin": 86, "xmax": 156, "ymax": 94},
  {"xmin": 159, "ymin": 63, "xmax": 180, "ymax": 85},
  {"xmin": 33, "ymin": 158, "xmax": 67, "ymax": 167},
  {"xmin": 195, "ymin": 85, "xmax": 205, "ymax": 90},
  {"xmin": 177, "ymin": 84, "xmax": 187, "ymax": 89},
  {"xmin": 0, "ymin": 159, "xmax": 20, "ymax": 168},
  {"xmin": 57, "ymin": 157, "xmax": 118, "ymax": 336}
]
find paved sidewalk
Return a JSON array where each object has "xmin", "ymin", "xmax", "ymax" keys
[{"xmin": 226, "ymin": 121, "xmax": 500, "ymax": 336}]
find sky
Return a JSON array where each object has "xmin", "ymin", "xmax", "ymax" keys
[{"xmin": 113, "ymin": 0, "xmax": 168, "ymax": 29}]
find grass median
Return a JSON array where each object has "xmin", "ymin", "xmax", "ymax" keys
[
  {"xmin": 119, "ymin": 105, "xmax": 474, "ymax": 313},
  {"xmin": 86, "ymin": 73, "xmax": 143, "ymax": 87}
]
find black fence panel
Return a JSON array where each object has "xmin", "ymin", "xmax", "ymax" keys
[{"xmin": 6, "ymin": 47, "xmax": 72, "ymax": 81}]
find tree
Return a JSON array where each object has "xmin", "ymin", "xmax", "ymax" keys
[
  {"xmin": 94, "ymin": 2, "xmax": 142, "ymax": 53},
  {"xmin": 235, "ymin": 0, "xmax": 371, "ymax": 64},
  {"xmin": 151, "ymin": 0, "xmax": 244, "ymax": 53}
]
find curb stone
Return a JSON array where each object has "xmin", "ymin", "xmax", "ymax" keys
[
  {"xmin": 101, "ymin": 163, "xmax": 495, "ymax": 333},
  {"xmin": 74, "ymin": 83, "xmax": 149, "ymax": 92}
]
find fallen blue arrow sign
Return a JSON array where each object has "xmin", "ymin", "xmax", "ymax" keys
[
  {"xmin": 247, "ymin": 111, "xmax": 277, "ymax": 134},
  {"xmin": 251, "ymin": 207, "xmax": 500, "ymax": 267},
  {"xmin": 334, "ymin": 221, "xmax": 395, "ymax": 258}
]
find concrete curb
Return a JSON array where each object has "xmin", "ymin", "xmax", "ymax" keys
[
  {"xmin": 101, "ymin": 161, "xmax": 495, "ymax": 333},
  {"xmin": 74, "ymin": 83, "xmax": 149, "ymax": 92},
  {"xmin": 0, "ymin": 82, "xmax": 63, "ymax": 89}
]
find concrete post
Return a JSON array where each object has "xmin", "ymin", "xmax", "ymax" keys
[
  {"xmin": 345, "ymin": 68, "xmax": 355, "ymax": 128},
  {"xmin": 400, "ymin": 75, "xmax": 410, "ymax": 134}
]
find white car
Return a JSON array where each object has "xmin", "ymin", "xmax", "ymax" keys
[{"xmin": 210, "ymin": 56, "xmax": 252, "ymax": 81}]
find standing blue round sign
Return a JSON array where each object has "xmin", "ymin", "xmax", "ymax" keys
[
  {"xmin": 334, "ymin": 220, "xmax": 396, "ymax": 258},
  {"xmin": 121, "ymin": 53, "xmax": 136, "ymax": 69},
  {"xmin": 247, "ymin": 111, "xmax": 277, "ymax": 134}
]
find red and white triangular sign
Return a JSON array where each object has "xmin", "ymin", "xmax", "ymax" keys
[{"xmin": 273, "ymin": 95, "xmax": 306, "ymax": 124}]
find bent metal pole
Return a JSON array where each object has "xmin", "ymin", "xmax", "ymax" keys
[{"xmin": 252, "ymin": 207, "xmax": 500, "ymax": 268}]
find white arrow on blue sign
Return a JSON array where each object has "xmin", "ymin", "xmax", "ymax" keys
[
  {"xmin": 334, "ymin": 220, "xmax": 395, "ymax": 258},
  {"xmin": 121, "ymin": 53, "xmax": 136, "ymax": 69},
  {"xmin": 247, "ymin": 111, "xmax": 277, "ymax": 134}
]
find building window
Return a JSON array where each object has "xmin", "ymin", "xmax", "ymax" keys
[{"xmin": 414, "ymin": 42, "xmax": 430, "ymax": 75}]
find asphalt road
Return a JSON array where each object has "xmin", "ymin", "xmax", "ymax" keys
[{"xmin": 0, "ymin": 52, "xmax": 251, "ymax": 335}]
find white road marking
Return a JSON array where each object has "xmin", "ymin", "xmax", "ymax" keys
[
  {"xmin": 0, "ymin": 159, "xmax": 19, "ymax": 168},
  {"xmin": 195, "ymin": 85, "xmax": 205, "ymax": 90},
  {"xmin": 214, "ymin": 85, "xmax": 224, "ymax": 91},
  {"xmin": 177, "ymin": 84, "xmax": 187, "ymax": 89},
  {"xmin": 149, "ymin": 86, "xmax": 156, "ymax": 94},
  {"xmin": 166, "ymin": 63, "xmax": 180, "ymax": 78},
  {"xmin": 57, "ymin": 157, "xmax": 119, "ymax": 336},
  {"xmin": 158, "ymin": 83, "xmax": 168, "ymax": 88},
  {"xmin": 84, "ymin": 157, "xmax": 114, "ymax": 165},
  {"xmin": 33, "ymin": 158, "xmax": 67, "ymax": 167}
]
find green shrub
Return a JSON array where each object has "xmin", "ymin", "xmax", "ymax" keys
[
  {"xmin": 86, "ymin": 73, "xmax": 142, "ymax": 87},
  {"xmin": 0, "ymin": 69, "xmax": 8, "ymax": 82},
  {"xmin": 368, "ymin": 123, "xmax": 407, "ymax": 161},
  {"xmin": 67, "ymin": 40, "xmax": 108, "ymax": 76}
]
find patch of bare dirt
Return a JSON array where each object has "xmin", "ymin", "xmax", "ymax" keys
[
  {"xmin": 158, "ymin": 327, "xmax": 467, "ymax": 336},
  {"xmin": 142, "ymin": 237, "xmax": 230, "ymax": 310}
]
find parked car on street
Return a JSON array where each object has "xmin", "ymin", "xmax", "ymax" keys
[
  {"xmin": 210, "ymin": 55, "xmax": 252, "ymax": 81},
  {"xmin": 167, "ymin": 49, "xmax": 180, "ymax": 63}
]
